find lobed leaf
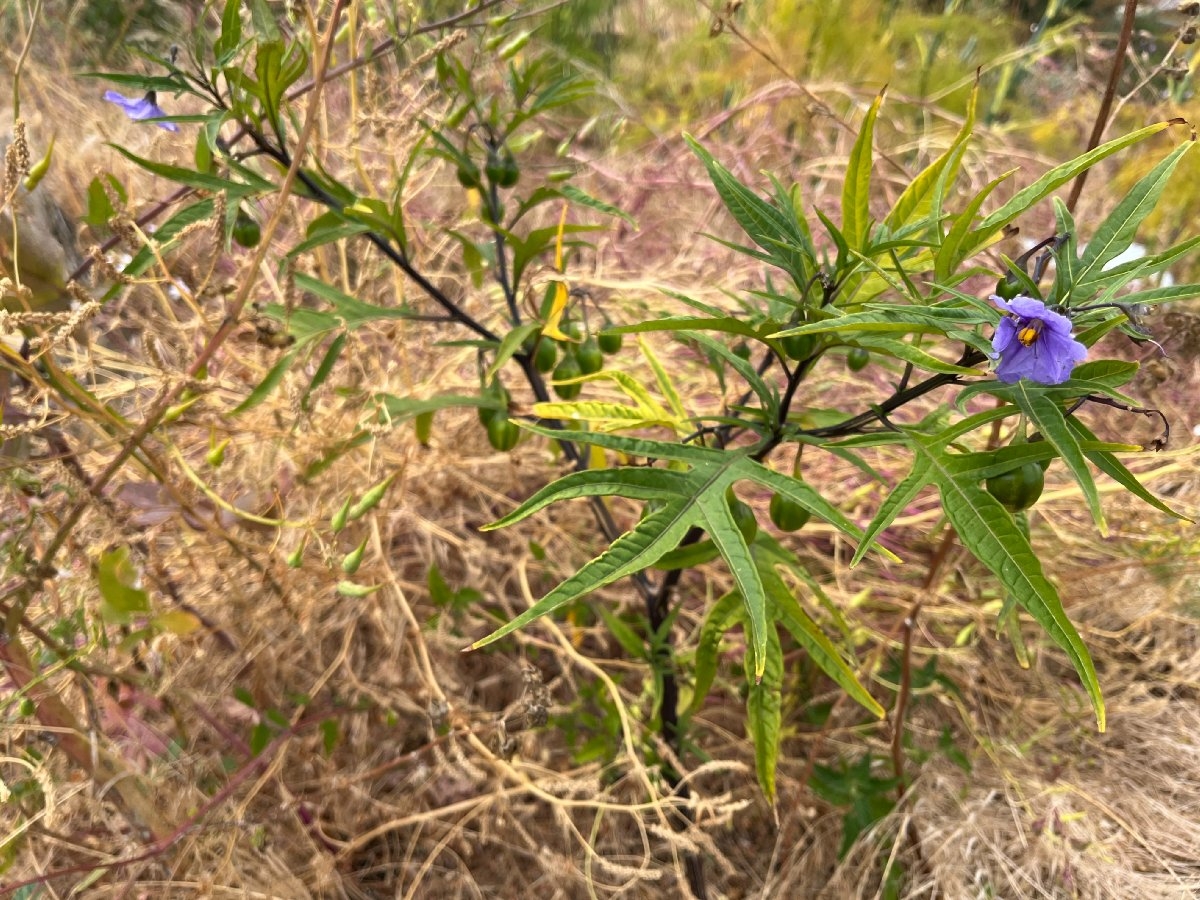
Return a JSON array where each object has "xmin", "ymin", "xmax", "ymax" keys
[
  {"xmin": 471, "ymin": 499, "xmax": 697, "ymax": 650},
  {"xmin": 912, "ymin": 434, "xmax": 1105, "ymax": 730}
]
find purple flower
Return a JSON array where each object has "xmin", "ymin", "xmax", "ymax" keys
[
  {"xmin": 103, "ymin": 90, "xmax": 180, "ymax": 132},
  {"xmin": 989, "ymin": 295, "xmax": 1087, "ymax": 385}
]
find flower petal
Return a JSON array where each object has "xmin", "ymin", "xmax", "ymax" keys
[
  {"xmin": 103, "ymin": 90, "xmax": 180, "ymax": 132},
  {"xmin": 988, "ymin": 293, "xmax": 1087, "ymax": 385}
]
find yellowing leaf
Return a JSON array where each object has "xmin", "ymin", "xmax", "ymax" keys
[
  {"xmin": 542, "ymin": 279, "xmax": 571, "ymax": 340},
  {"xmin": 153, "ymin": 609, "xmax": 203, "ymax": 636}
]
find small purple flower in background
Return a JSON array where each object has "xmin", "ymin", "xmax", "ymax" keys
[
  {"xmin": 103, "ymin": 90, "xmax": 180, "ymax": 132},
  {"xmin": 989, "ymin": 294, "xmax": 1087, "ymax": 385}
]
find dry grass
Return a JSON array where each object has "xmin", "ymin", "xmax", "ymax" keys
[{"xmin": 2, "ymin": 14, "xmax": 1200, "ymax": 900}]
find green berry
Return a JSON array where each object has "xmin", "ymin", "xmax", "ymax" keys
[
  {"xmin": 486, "ymin": 417, "xmax": 520, "ymax": 451},
  {"xmin": 598, "ymin": 330, "xmax": 623, "ymax": 354},
  {"xmin": 486, "ymin": 150, "xmax": 520, "ymax": 188},
  {"xmin": 478, "ymin": 384, "xmax": 508, "ymax": 428},
  {"xmin": 231, "ymin": 211, "xmax": 261, "ymax": 248},
  {"xmin": 552, "ymin": 353, "xmax": 583, "ymax": 400},
  {"xmin": 994, "ymin": 275, "xmax": 1022, "ymax": 300},
  {"xmin": 456, "ymin": 161, "xmax": 482, "ymax": 189},
  {"xmin": 781, "ymin": 334, "xmax": 815, "ymax": 361},
  {"xmin": 1028, "ymin": 433, "xmax": 1054, "ymax": 471},
  {"xmin": 847, "ymin": 347, "xmax": 870, "ymax": 372},
  {"xmin": 533, "ymin": 338, "xmax": 557, "ymax": 373},
  {"xmin": 769, "ymin": 493, "xmax": 811, "ymax": 532},
  {"xmin": 576, "ymin": 337, "xmax": 604, "ymax": 375},
  {"xmin": 985, "ymin": 462, "xmax": 1045, "ymax": 513}
]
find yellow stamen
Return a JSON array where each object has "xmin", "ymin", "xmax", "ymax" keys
[{"xmin": 1017, "ymin": 319, "xmax": 1043, "ymax": 347}]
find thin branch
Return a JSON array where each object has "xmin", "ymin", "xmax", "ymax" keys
[{"xmin": 1066, "ymin": 0, "xmax": 1140, "ymax": 213}]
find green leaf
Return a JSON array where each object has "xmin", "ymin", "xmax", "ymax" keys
[
  {"xmin": 748, "ymin": 461, "xmax": 881, "ymax": 554},
  {"xmin": 596, "ymin": 605, "xmax": 647, "ymax": 660},
  {"xmin": 1010, "ymin": 382, "xmax": 1105, "ymax": 533},
  {"xmin": 485, "ymin": 323, "xmax": 541, "ymax": 383},
  {"xmin": 960, "ymin": 120, "xmax": 1180, "ymax": 261},
  {"xmin": 1068, "ymin": 359, "xmax": 1139, "ymax": 386},
  {"xmin": 121, "ymin": 200, "xmax": 216, "ymax": 278},
  {"xmin": 745, "ymin": 626, "xmax": 783, "ymax": 803},
  {"xmin": 773, "ymin": 304, "xmax": 988, "ymax": 338},
  {"xmin": 214, "ymin": 0, "xmax": 243, "ymax": 62},
  {"xmin": 108, "ymin": 144, "xmax": 270, "ymax": 196},
  {"xmin": 289, "ymin": 211, "xmax": 371, "ymax": 256},
  {"xmin": 691, "ymin": 591, "xmax": 746, "ymax": 713},
  {"xmin": 300, "ymin": 333, "xmax": 346, "ymax": 412},
  {"xmin": 765, "ymin": 558, "xmax": 883, "ymax": 718},
  {"xmin": 689, "ymin": 332, "xmax": 778, "ymax": 416},
  {"xmin": 247, "ymin": 0, "xmax": 280, "ymax": 40},
  {"xmin": 1072, "ymin": 142, "xmax": 1193, "ymax": 293},
  {"xmin": 232, "ymin": 346, "xmax": 299, "ymax": 414},
  {"xmin": 1099, "ymin": 281, "xmax": 1200, "ymax": 310},
  {"xmin": 255, "ymin": 40, "xmax": 309, "ymax": 135},
  {"xmin": 85, "ymin": 176, "xmax": 117, "ymax": 227},
  {"xmin": 376, "ymin": 392, "xmax": 505, "ymax": 424},
  {"xmin": 911, "ymin": 432, "xmax": 1104, "ymax": 730},
  {"xmin": 653, "ymin": 538, "xmax": 720, "ymax": 570},
  {"xmin": 475, "ymin": 432, "xmax": 872, "ymax": 677},
  {"xmin": 685, "ymin": 134, "xmax": 809, "ymax": 285},
  {"xmin": 1064, "ymin": 418, "xmax": 1190, "ymax": 521},
  {"xmin": 852, "ymin": 458, "xmax": 933, "ymax": 566},
  {"xmin": 851, "ymin": 335, "xmax": 983, "ymax": 375},
  {"xmin": 483, "ymin": 468, "xmax": 694, "ymax": 529},
  {"xmin": 842, "ymin": 89, "xmax": 884, "ymax": 252},
  {"xmin": 611, "ymin": 316, "xmax": 765, "ymax": 340},
  {"xmin": 471, "ymin": 499, "xmax": 697, "ymax": 651},
  {"xmin": 558, "ymin": 184, "xmax": 637, "ymax": 225},
  {"xmin": 271, "ymin": 272, "xmax": 422, "ymax": 337},
  {"xmin": 934, "ymin": 169, "xmax": 1015, "ymax": 282},
  {"xmin": 700, "ymin": 490, "xmax": 769, "ymax": 679},
  {"xmin": 82, "ymin": 71, "xmax": 190, "ymax": 93},
  {"xmin": 97, "ymin": 547, "xmax": 151, "ymax": 624},
  {"xmin": 1079, "ymin": 234, "xmax": 1200, "ymax": 293}
]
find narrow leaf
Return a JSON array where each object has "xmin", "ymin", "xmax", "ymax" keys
[
  {"xmin": 914, "ymin": 435, "xmax": 1104, "ymax": 730},
  {"xmin": 1011, "ymin": 382, "xmax": 1105, "ymax": 532},
  {"xmin": 746, "ymin": 626, "xmax": 783, "ymax": 804},
  {"xmin": 699, "ymin": 491, "xmax": 768, "ymax": 680},
  {"xmin": 470, "ymin": 499, "xmax": 697, "ymax": 650},
  {"xmin": 1073, "ymin": 142, "xmax": 1192, "ymax": 289},
  {"xmin": 767, "ymin": 565, "xmax": 884, "ymax": 717},
  {"xmin": 961, "ymin": 120, "xmax": 1180, "ymax": 260},
  {"xmin": 690, "ymin": 591, "xmax": 746, "ymax": 712},
  {"xmin": 843, "ymin": 89, "xmax": 885, "ymax": 251},
  {"xmin": 1065, "ymin": 417, "xmax": 1190, "ymax": 521},
  {"xmin": 483, "ymin": 467, "xmax": 693, "ymax": 530}
]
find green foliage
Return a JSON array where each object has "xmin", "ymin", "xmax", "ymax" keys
[
  {"xmin": 428, "ymin": 564, "xmax": 484, "ymax": 621},
  {"xmin": 473, "ymin": 88, "xmax": 1196, "ymax": 793},
  {"xmin": 810, "ymin": 753, "xmax": 900, "ymax": 857},
  {"xmin": 78, "ymin": 0, "xmax": 1199, "ymax": 838}
]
